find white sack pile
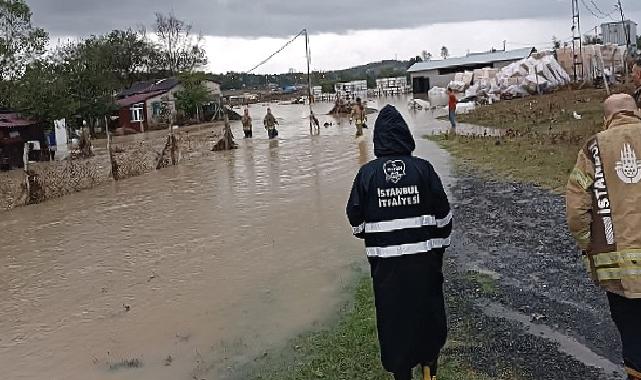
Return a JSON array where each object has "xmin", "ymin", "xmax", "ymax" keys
[{"xmin": 496, "ymin": 53, "xmax": 571, "ymax": 97}]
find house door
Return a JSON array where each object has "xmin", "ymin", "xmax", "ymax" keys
[{"xmin": 412, "ymin": 77, "xmax": 429, "ymax": 97}]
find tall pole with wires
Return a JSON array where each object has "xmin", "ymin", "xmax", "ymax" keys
[
  {"xmin": 616, "ymin": 0, "xmax": 630, "ymax": 79},
  {"xmin": 572, "ymin": 0, "xmax": 584, "ymax": 82},
  {"xmin": 304, "ymin": 29, "xmax": 314, "ymax": 135},
  {"xmin": 245, "ymin": 29, "xmax": 316, "ymax": 135}
]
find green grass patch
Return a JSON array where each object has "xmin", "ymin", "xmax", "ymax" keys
[
  {"xmin": 427, "ymin": 133, "xmax": 578, "ymax": 192},
  {"xmin": 464, "ymin": 271, "xmax": 498, "ymax": 296},
  {"xmin": 428, "ymin": 88, "xmax": 641, "ymax": 191},
  {"xmin": 244, "ymin": 277, "xmax": 492, "ymax": 380}
]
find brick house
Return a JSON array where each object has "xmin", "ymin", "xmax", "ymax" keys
[{"xmin": 115, "ymin": 78, "xmax": 222, "ymax": 132}]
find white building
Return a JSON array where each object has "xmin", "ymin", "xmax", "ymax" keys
[
  {"xmin": 601, "ymin": 20, "xmax": 638, "ymax": 47},
  {"xmin": 312, "ymin": 86, "xmax": 323, "ymax": 98},
  {"xmin": 376, "ymin": 77, "xmax": 409, "ymax": 96},
  {"xmin": 407, "ymin": 47, "xmax": 534, "ymax": 99},
  {"xmin": 335, "ymin": 80, "xmax": 367, "ymax": 100}
]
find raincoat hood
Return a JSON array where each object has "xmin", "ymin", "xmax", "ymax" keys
[{"xmin": 374, "ymin": 105, "xmax": 416, "ymax": 157}]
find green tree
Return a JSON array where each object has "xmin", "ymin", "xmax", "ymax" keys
[
  {"xmin": 154, "ymin": 12, "xmax": 207, "ymax": 75},
  {"xmin": 552, "ymin": 36, "xmax": 561, "ymax": 50},
  {"xmin": 407, "ymin": 55, "xmax": 423, "ymax": 68},
  {"xmin": 63, "ymin": 38, "xmax": 120, "ymax": 135},
  {"xmin": 104, "ymin": 29, "xmax": 157, "ymax": 87},
  {"xmin": 0, "ymin": 0, "xmax": 48, "ymax": 105},
  {"xmin": 12, "ymin": 58, "xmax": 78, "ymax": 122},
  {"xmin": 174, "ymin": 73, "xmax": 213, "ymax": 121},
  {"xmin": 441, "ymin": 46, "xmax": 449, "ymax": 60}
]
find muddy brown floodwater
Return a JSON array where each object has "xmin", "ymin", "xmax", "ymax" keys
[{"xmin": 0, "ymin": 97, "xmax": 452, "ymax": 380}]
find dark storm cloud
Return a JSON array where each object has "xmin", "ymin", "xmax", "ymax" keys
[{"xmin": 27, "ymin": 0, "xmax": 641, "ymax": 37}]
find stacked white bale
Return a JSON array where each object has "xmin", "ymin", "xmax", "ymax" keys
[
  {"xmin": 462, "ymin": 71, "xmax": 474, "ymax": 87},
  {"xmin": 447, "ymin": 80, "xmax": 466, "ymax": 92},
  {"xmin": 497, "ymin": 53, "xmax": 570, "ymax": 96},
  {"xmin": 428, "ymin": 87, "xmax": 449, "ymax": 107}
]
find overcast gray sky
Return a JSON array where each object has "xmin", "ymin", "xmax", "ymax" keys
[{"xmin": 28, "ymin": 0, "xmax": 641, "ymax": 73}]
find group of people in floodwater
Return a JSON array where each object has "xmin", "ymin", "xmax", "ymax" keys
[
  {"xmin": 241, "ymin": 107, "xmax": 279, "ymax": 139},
  {"xmin": 238, "ymin": 97, "xmax": 368, "ymax": 140}
]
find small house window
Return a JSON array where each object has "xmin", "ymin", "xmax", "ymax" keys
[
  {"xmin": 151, "ymin": 101, "xmax": 163, "ymax": 117},
  {"xmin": 131, "ymin": 103, "xmax": 144, "ymax": 122}
]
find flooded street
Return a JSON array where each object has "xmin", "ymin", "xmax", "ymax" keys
[{"xmin": 0, "ymin": 97, "xmax": 452, "ymax": 380}]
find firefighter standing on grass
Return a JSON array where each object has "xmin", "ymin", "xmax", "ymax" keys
[
  {"xmin": 347, "ymin": 105, "xmax": 452, "ymax": 380},
  {"xmin": 633, "ymin": 59, "xmax": 641, "ymax": 109},
  {"xmin": 566, "ymin": 94, "xmax": 641, "ymax": 380}
]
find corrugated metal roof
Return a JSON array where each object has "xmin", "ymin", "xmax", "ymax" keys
[
  {"xmin": 408, "ymin": 47, "xmax": 534, "ymax": 73},
  {"xmin": 116, "ymin": 91, "xmax": 166, "ymax": 108},
  {"xmin": 0, "ymin": 113, "xmax": 38, "ymax": 128},
  {"xmin": 118, "ymin": 78, "xmax": 180, "ymax": 98}
]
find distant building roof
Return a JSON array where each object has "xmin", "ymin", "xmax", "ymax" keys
[
  {"xmin": 602, "ymin": 20, "xmax": 637, "ymax": 26},
  {"xmin": 118, "ymin": 78, "xmax": 180, "ymax": 98},
  {"xmin": 116, "ymin": 90, "xmax": 167, "ymax": 108},
  {"xmin": 408, "ymin": 47, "xmax": 534, "ymax": 73},
  {"xmin": 0, "ymin": 113, "xmax": 38, "ymax": 129}
]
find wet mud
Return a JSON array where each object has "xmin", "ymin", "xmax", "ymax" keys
[{"xmin": 444, "ymin": 167, "xmax": 625, "ymax": 379}]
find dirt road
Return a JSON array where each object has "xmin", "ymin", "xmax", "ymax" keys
[{"xmin": 444, "ymin": 167, "xmax": 625, "ymax": 380}]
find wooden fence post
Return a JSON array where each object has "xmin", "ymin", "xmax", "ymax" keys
[{"xmin": 23, "ymin": 143, "xmax": 30, "ymax": 204}]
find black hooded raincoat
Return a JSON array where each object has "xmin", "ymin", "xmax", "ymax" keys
[{"xmin": 346, "ymin": 105, "xmax": 452, "ymax": 374}]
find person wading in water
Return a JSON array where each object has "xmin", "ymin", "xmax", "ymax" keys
[
  {"xmin": 263, "ymin": 108, "xmax": 279, "ymax": 139},
  {"xmin": 242, "ymin": 108, "xmax": 253, "ymax": 138},
  {"xmin": 352, "ymin": 97, "xmax": 367, "ymax": 137},
  {"xmin": 347, "ymin": 105, "xmax": 452, "ymax": 380}
]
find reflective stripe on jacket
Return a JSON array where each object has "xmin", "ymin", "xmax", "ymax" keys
[
  {"xmin": 566, "ymin": 112, "xmax": 641, "ymax": 298},
  {"xmin": 347, "ymin": 106, "xmax": 452, "ymax": 258}
]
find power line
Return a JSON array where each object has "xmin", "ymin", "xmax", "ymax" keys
[
  {"xmin": 245, "ymin": 29, "xmax": 307, "ymax": 74},
  {"xmin": 589, "ymin": 0, "xmax": 610, "ymax": 17},
  {"xmin": 580, "ymin": 0, "xmax": 619, "ymax": 21},
  {"xmin": 580, "ymin": 0, "xmax": 607, "ymax": 19}
]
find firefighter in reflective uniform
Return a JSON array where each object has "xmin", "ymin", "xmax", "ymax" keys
[
  {"xmin": 633, "ymin": 59, "xmax": 641, "ymax": 109},
  {"xmin": 567, "ymin": 94, "xmax": 641, "ymax": 380},
  {"xmin": 241, "ymin": 108, "xmax": 253, "ymax": 138},
  {"xmin": 263, "ymin": 108, "xmax": 279, "ymax": 139},
  {"xmin": 347, "ymin": 105, "xmax": 452, "ymax": 380},
  {"xmin": 351, "ymin": 97, "xmax": 367, "ymax": 137}
]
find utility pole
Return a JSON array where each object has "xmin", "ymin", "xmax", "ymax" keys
[
  {"xmin": 304, "ymin": 29, "xmax": 315, "ymax": 136},
  {"xmin": 571, "ymin": 0, "xmax": 584, "ymax": 82},
  {"xmin": 616, "ymin": 0, "xmax": 630, "ymax": 79}
]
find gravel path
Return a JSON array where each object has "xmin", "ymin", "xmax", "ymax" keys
[{"xmin": 443, "ymin": 168, "xmax": 625, "ymax": 379}]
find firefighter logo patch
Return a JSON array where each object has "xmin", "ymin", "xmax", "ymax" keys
[
  {"xmin": 383, "ymin": 160, "xmax": 406, "ymax": 184},
  {"xmin": 615, "ymin": 144, "xmax": 641, "ymax": 184}
]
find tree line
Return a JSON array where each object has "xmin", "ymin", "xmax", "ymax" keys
[{"xmin": 0, "ymin": 0, "xmax": 208, "ymax": 134}]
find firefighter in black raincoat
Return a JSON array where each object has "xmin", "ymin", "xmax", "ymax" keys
[{"xmin": 346, "ymin": 105, "xmax": 452, "ymax": 380}]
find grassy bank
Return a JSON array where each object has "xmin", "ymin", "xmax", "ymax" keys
[
  {"xmin": 430, "ymin": 87, "xmax": 632, "ymax": 191},
  {"xmin": 241, "ymin": 276, "xmax": 492, "ymax": 380}
]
